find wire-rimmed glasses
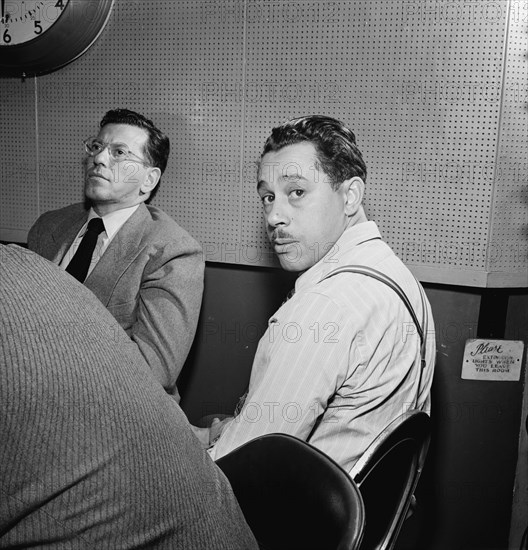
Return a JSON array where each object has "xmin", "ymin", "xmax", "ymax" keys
[{"xmin": 83, "ymin": 137, "xmax": 150, "ymax": 165}]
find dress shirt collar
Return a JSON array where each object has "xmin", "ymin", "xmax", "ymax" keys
[
  {"xmin": 294, "ymin": 221, "xmax": 382, "ymax": 293},
  {"xmin": 85, "ymin": 204, "xmax": 140, "ymax": 240}
]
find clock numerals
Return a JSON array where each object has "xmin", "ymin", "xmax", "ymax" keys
[
  {"xmin": 0, "ymin": 0, "xmax": 114, "ymax": 77},
  {"xmin": 1, "ymin": 1, "xmax": 69, "ymax": 46}
]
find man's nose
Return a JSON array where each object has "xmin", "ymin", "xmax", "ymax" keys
[
  {"xmin": 92, "ymin": 145, "xmax": 112, "ymax": 165},
  {"xmin": 266, "ymin": 198, "xmax": 290, "ymax": 227}
]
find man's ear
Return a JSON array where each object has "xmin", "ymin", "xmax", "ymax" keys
[
  {"xmin": 140, "ymin": 167, "xmax": 161, "ymax": 196},
  {"xmin": 342, "ymin": 176, "xmax": 364, "ymax": 216}
]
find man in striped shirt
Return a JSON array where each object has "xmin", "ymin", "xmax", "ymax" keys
[{"xmin": 204, "ymin": 115, "xmax": 436, "ymax": 473}]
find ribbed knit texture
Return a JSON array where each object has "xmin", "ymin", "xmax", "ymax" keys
[{"xmin": 0, "ymin": 244, "xmax": 257, "ymax": 549}]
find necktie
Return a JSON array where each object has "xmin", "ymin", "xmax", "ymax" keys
[
  {"xmin": 65, "ymin": 218, "xmax": 105, "ymax": 283},
  {"xmin": 281, "ymin": 287, "xmax": 295, "ymax": 306}
]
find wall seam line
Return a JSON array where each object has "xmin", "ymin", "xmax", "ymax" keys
[
  {"xmin": 34, "ymin": 75, "xmax": 40, "ymax": 219},
  {"xmin": 238, "ymin": 0, "xmax": 248, "ymax": 250},
  {"xmin": 487, "ymin": 1, "xmax": 512, "ymax": 277}
]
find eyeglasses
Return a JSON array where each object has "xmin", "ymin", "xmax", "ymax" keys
[{"xmin": 83, "ymin": 137, "xmax": 150, "ymax": 165}]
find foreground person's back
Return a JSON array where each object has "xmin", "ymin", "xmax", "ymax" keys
[{"xmin": 0, "ymin": 244, "xmax": 257, "ymax": 550}]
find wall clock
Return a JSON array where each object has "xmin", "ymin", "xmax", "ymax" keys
[{"xmin": 0, "ymin": 0, "xmax": 114, "ymax": 77}]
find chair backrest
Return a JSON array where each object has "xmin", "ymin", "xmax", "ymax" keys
[
  {"xmin": 350, "ymin": 410, "xmax": 431, "ymax": 550},
  {"xmin": 216, "ymin": 433, "xmax": 366, "ymax": 550},
  {"xmin": 519, "ymin": 416, "xmax": 528, "ymax": 550}
]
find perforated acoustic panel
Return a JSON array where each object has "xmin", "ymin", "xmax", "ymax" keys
[
  {"xmin": 0, "ymin": 0, "xmax": 526, "ymax": 287},
  {"xmin": 488, "ymin": 1, "xmax": 528, "ymax": 286},
  {"xmin": 0, "ymin": 78, "xmax": 38, "ymax": 242}
]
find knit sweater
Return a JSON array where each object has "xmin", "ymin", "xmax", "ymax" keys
[{"xmin": 0, "ymin": 244, "xmax": 257, "ymax": 549}]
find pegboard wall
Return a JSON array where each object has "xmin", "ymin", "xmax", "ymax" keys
[{"xmin": 0, "ymin": 0, "xmax": 526, "ymax": 287}]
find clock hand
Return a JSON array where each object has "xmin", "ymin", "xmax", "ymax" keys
[{"xmin": 1, "ymin": 0, "xmax": 5, "ymax": 21}]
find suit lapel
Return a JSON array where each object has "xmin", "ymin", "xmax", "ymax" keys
[
  {"xmin": 50, "ymin": 212, "xmax": 87, "ymax": 264},
  {"xmin": 84, "ymin": 204, "xmax": 149, "ymax": 306}
]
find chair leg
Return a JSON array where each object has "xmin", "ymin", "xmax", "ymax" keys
[{"xmin": 404, "ymin": 495, "xmax": 417, "ymax": 521}]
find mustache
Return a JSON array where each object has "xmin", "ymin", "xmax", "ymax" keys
[{"xmin": 269, "ymin": 229, "xmax": 296, "ymax": 243}]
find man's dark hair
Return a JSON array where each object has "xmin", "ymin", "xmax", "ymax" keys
[
  {"xmin": 100, "ymin": 108, "xmax": 170, "ymax": 202},
  {"xmin": 260, "ymin": 115, "xmax": 367, "ymax": 190}
]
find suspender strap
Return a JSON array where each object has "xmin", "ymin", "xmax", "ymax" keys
[{"xmin": 321, "ymin": 265, "xmax": 428, "ymax": 369}]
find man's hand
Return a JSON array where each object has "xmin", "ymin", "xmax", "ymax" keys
[
  {"xmin": 209, "ymin": 416, "xmax": 233, "ymax": 445},
  {"xmin": 191, "ymin": 417, "xmax": 233, "ymax": 449},
  {"xmin": 190, "ymin": 425, "xmax": 211, "ymax": 449}
]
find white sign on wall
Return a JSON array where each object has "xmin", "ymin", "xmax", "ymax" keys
[{"xmin": 461, "ymin": 339, "xmax": 525, "ymax": 382}]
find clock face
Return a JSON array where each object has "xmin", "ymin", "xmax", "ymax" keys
[
  {"xmin": 0, "ymin": 0, "xmax": 114, "ymax": 77},
  {"xmin": 1, "ymin": 1, "xmax": 70, "ymax": 46}
]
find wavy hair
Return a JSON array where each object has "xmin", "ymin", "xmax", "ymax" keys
[{"xmin": 261, "ymin": 115, "xmax": 367, "ymax": 190}]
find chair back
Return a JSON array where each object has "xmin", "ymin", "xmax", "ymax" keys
[
  {"xmin": 350, "ymin": 410, "xmax": 431, "ymax": 550},
  {"xmin": 217, "ymin": 433, "xmax": 365, "ymax": 550},
  {"xmin": 519, "ymin": 415, "xmax": 528, "ymax": 550}
]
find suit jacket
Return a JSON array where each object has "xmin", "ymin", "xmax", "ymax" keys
[{"xmin": 27, "ymin": 202, "xmax": 204, "ymax": 400}]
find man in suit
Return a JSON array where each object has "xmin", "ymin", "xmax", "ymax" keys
[
  {"xmin": 0, "ymin": 243, "xmax": 257, "ymax": 550},
  {"xmin": 27, "ymin": 109, "xmax": 204, "ymax": 401}
]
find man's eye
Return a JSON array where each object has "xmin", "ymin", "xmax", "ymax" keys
[
  {"xmin": 91, "ymin": 142, "xmax": 104, "ymax": 153},
  {"xmin": 113, "ymin": 148, "xmax": 128, "ymax": 158},
  {"xmin": 291, "ymin": 189, "xmax": 304, "ymax": 198},
  {"xmin": 261, "ymin": 195, "xmax": 274, "ymax": 204}
]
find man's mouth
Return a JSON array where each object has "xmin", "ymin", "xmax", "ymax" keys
[
  {"xmin": 270, "ymin": 230, "xmax": 296, "ymax": 246},
  {"xmin": 87, "ymin": 171, "xmax": 110, "ymax": 182},
  {"xmin": 270, "ymin": 233, "xmax": 299, "ymax": 254},
  {"xmin": 273, "ymin": 238, "xmax": 296, "ymax": 246}
]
